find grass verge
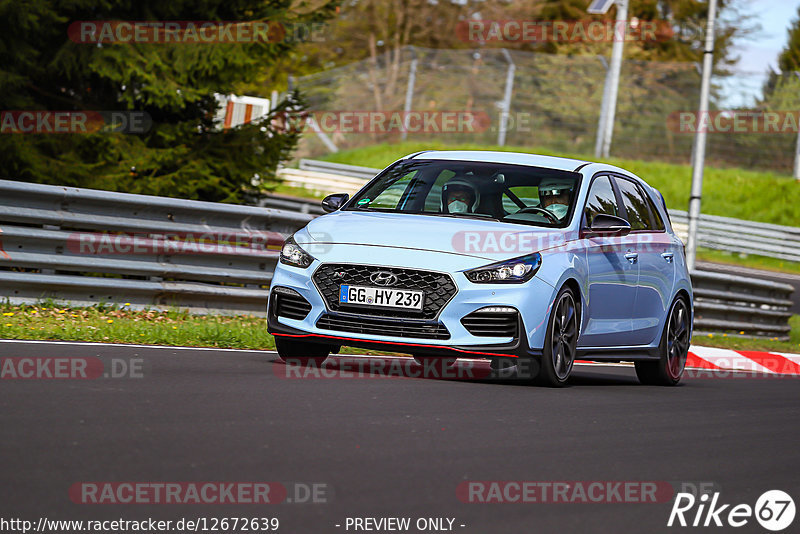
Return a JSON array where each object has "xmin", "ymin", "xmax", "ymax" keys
[
  {"xmin": 317, "ymin": 141, "xmax": 800, "ymax": 228},
  {"xmin": 2, "ymin": 302, "xmax": 798, "ymax": 355},
  {"xmin": 696, "ymin": 248, "xmax": 800, "ymax": 276}
]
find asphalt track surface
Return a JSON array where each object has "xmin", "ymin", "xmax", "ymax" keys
[{"xmin": 1, "ymin": 340, "xmax": 799, "ymax": 534}]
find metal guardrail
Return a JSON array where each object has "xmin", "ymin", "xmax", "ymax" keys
[
  {"xmin": 260, "ymin": 194, "xmax": 326, "ymax": 216},
  {"xmin": 0, "ymin": 178, "xmax": 794, "ymax": 338},
  {"xmin": 0, "ymin": 180, "xmax": 313, "ymax": 315},
  {"xmin": 691, "ymin": 271, "xmax": 794, "ymax": 340},
  {"xmin": 668, "ymin": 211, "xmax": 800, "ymax": 263},
  {"xmin": 298, "ymin": 159, "xmax": 379, "ymax": 180}
]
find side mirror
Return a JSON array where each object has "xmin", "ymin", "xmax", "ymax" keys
[
  {"xmin": 586, "ymin": 214, "xmax": 631, "ymax": 237},
  {"xmin": 321, "ymin": 193, "xmax": 349, "ymax": 213}
]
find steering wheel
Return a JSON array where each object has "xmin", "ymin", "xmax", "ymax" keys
[{"xmin": 514, "ymin": 207, "xmax": 560, "ymax": 223}]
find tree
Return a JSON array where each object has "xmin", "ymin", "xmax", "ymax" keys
[
  {"xmin": 762, "ymin": 6, "xmax": 800, "ymax": 105},
  {"xmin": 290, "ymin": 0, "xmax": 750, "ymax": 73},
  {"xmin": 0, "ymin": 0, "xmax": 337, "ymax": 203},
  {"xmin": 778, "ymin": 6, "xmax": 800, "ymax": 74}
]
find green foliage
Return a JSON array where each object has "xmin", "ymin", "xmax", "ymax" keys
[
  {"xmin": 291, "ymin": 0, "xmax": 749, "ymax": 77},
  {"xmin": 0, "ymin": 0, "xmax": 337, "ymax": 202},
  {"xmin": 763, "ymin": 6, "xmax": 800, "ymax": 104},
  {"xmin": 778, "ymin": 6, "xmax": 800, "ymax": 74}
]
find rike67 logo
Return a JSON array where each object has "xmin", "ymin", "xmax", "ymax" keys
[{"xmin": 668, "ymin": 490, "xmax": 795, "ymax": 531}]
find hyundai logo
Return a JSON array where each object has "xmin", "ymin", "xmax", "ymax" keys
[{"xmin": 370, "ymin": 271, "xmax": 398, "ymax": 286}]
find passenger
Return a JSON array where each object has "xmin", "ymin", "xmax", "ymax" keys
[{"xmin": 538, "ymin": 179, "xmax": 574, "ymax": 219}]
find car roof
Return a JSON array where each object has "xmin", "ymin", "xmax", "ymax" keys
[{"xmin": 407, "ymin": 150, "xmax": 590, "ymax": 173}]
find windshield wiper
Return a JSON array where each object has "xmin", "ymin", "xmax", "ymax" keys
[{"xmin": 426, "ymin": 212, "xmax": 503, "ymax": 222}]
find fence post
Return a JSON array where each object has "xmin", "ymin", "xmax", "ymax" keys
[
  {"xmin": 401, "ymin": 48, "xmax": 418, "ymax": 142},
  {"xmin": 685, "ymin": 0, "xmax": 718, "ymax": 271},
  {"xmin": 594, "ymin": 56, "xmax": 610, "ymax": 159},
  {"xmin": 497, "ymin": 49, "xmax": 516, "ymax": 147},
  {"xmin": 600, "ymin": 0, "xmax": 629, "ymax": 158}
]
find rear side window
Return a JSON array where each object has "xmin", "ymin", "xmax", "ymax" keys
[
  {"xmin": 584, "ymin": 176, "xmax": 619, "ymax": 225},
  {"xmin": 615, "ymin": 178, "xmax": 653, "ymax": 231},
  {"xmin": 645, "ymin": 190, "xmax": 666, "ymax": 231}
]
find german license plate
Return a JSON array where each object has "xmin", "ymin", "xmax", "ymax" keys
[{"xmin": 339, "ymin": 285, "xmax": 424, "ymax": 310}]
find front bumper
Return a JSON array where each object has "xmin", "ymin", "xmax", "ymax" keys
[
  {"xmin": 267, "ymin": 307, "xmax": 539, "ymax": 359},
  {"xmin": 267, "ymin": 257, "xmax": 556, "ymax": 359}
]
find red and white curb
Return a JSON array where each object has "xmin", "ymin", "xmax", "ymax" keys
[{"xmin": 687, "ymin": 346, "xmax": 800, "ymax": 376}]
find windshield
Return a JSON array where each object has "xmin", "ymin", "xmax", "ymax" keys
[{"xmin": 344, "ymin": 159, "xmax": 581, "ymax": 228}]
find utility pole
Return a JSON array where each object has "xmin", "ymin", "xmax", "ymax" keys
[
  {"xmin": 401, "ymin": 47, "xmax": 418, "ymax": 142},
  {"xmin": 685, "ymin": 0, "xmax": 718, "ymax": 271},
  {"xmin": 589, "ymin": 0, "xmax": 628, "ymax": 159},
  {"xmin": 497, "ymin": 49, "xmax": 516, "ymax": 146},
  {"xmin": 601, "ymin": 0, "xmax": 628, "ymax": 158}
]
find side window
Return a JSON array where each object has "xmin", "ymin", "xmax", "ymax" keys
[
  {"xmin": 615, "ymin": 178, "xmax": 653, "ymax": 231},
  {"xmin": 584, "ymin": 176, "xmax": 619, "ymax": 226},
  {"xmin": 367, "ymin": 171, "xmax": 418, "ymax": 209},
  {"xmin": 645, "ymin": 190, "xmax": 666, "ymax": 231}
]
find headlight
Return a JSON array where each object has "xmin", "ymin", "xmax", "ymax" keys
[
  {"xmin": 280, "ymin": 235, "xmax": 315, "ymax": 268},
  {"xmin": 464, "ymin": 253, "xmax": 541, "ymax": 283}
]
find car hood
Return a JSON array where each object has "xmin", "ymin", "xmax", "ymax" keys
[{"xmin": 299, "ymin": 211, "xmax": 574, "ymax": 260}]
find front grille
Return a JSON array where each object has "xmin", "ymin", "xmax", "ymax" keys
[
  {"xmin": 272, "ymin": 290, "xmax": 312, "ymax": 320},
  {"xmin": 461, "ymin": 309, "xmax": 519, "ymax": 337},
  {"xmin": 317, "ymin": 313, "xmax": 451, "ymax": 340},
  {"xmin": 312, "ymin": 264, "xmax": 457, "ymax": 320}
]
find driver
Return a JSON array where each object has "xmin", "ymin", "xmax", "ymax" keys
[
  {"xmin": 538, "ymin": 178, "xmax": 573, "ymax": 219},
  {"xmin": 441, "ymin": 178, "xmax": 480, "ymax": 214}
]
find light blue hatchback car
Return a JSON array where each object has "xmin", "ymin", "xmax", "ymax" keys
[{"xmin": 268, "ymin": 151, "xmax": 692, "ymax": 386}]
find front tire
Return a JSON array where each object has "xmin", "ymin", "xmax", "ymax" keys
[
  {"xmin": 535, "ymin": 286, "xmax": 579, "ymax": 387},
  {"xmin": 635, "ymin": 296, "xmax": 690, "ymax": 386},
  {"xmin": 276, "ymin": 337, "xmax": 331, "ymax": 366}
]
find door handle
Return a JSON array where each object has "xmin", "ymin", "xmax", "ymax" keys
[
  {"xmin": 661, "ymin": 252, "xmax": 674, "ymax": 263},
  {"xmin": 624, "ymin": 252, "xmax": 638, "ymax": 264}
]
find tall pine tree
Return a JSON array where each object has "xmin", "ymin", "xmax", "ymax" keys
[{"xmin": 0, "ymin": 0, "xmax": 337, "ymax": 202}]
